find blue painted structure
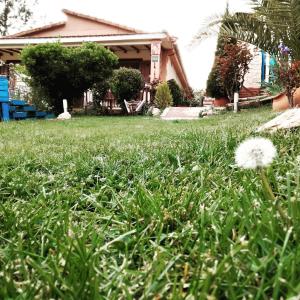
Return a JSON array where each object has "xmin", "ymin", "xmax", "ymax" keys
[
  {"xmin": 0, "ymin": 76, "xmax": 10, "ymax": 121},
  {"xmin": 0, "ymin": 76, "xmax": 53, "ymax": 122},
  {"xmin": 261, "ymin": 50, "xmax": 266, "ymax": 82}
]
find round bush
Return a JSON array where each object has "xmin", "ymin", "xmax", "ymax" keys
[{"xmin": 110, "ymin": 67, "xmax": 144, "ymax": 105}]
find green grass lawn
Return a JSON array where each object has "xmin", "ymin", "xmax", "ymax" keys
[{"xmin": 1, "ymin": 108, "xmax": 300, "ymax": 299}]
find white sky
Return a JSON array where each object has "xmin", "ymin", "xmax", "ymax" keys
[{"xmin": 24, "ymin": 0, "xmax": 251, "ymax": 90}]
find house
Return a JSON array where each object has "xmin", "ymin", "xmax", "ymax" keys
[
  {"xmin": 0, "ymin": 9, "xmax": 191, "ymax": 106},
  {"xmin": 240, "ymin": 44, "xmax": 273, "ymax": 98}
]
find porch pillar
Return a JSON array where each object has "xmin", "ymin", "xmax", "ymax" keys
[{"xmin": 150, "ymin": 41, "xmax": 161, "ymax": 82}]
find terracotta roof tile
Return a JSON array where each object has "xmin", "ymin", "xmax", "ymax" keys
[{"xmin": 1, "ymin": 33, "xmax": 143, "ymax": 39}]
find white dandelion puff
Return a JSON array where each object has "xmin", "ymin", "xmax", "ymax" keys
[
  {"xmin": 235, "ymin": 137, "xmax": 277, "ymax": 169},
  {"xmin": 192, "ymin": 165, "xmax": 200, "ymax": 172}
]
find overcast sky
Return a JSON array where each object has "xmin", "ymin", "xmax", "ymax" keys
[{"xmin": 27, "ymin": 0, "xmax": 251, "ymax": 90}]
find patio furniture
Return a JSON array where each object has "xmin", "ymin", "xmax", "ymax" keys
[{"xmin": 124, "ymin": 99, "xmax": 146, "ymax": 115}]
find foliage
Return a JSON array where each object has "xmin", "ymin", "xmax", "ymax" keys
[
  {"xmin": 11, "ymin": 63, "xmax": 51, "ymax": 111},
  {"xmin": 21, "ymin": 42, "xmax": 118, "ymax": 114},
  {"xmin": 149, "ymin": 79, "xmax": 162, "ymax": 102},
  {"xmin": 276, "ymin": 58, "xmax": 300, "ymax": 107},
  {"xmin": 110, "ymin": 67, "xmax": 144, "ymax": 107},
  {"xmin": 206, "ymin": 63, "xmax": 226, "ymax": 98},
  {"xmin": 154, "ymin": 81, "xmax": 173, "ymax": 109},
  {"xmin": 196, "ymin": 0, "xmax": 300, "ymax": 61},
  {"xmin": 1, "ymin": 109, "xmax": 300, "ymax": 298},
  {"xmin": 261, "ymin": 81, "xmax": 283, "ymax": 96},
  {"xmin": 91, "ymin": 80, "xmax": 110, "ymax": 109},
  {"xmin": 218, "ymin": 43, "xmax": 253, "ymax": 100},
  {"xmin": 0, "ymin": 0, "xmax": 36, "ymax": 36},
  {"xmin": 188, "ymin": 89, "xmax": 205, "ymax": 106},
  {"xmin": 205, "ymin": 12, "xmax": 237, "ymax": 99},
  {"xmin": 167, "ymin": 79, "xmax": 183, "ymax": 106}
]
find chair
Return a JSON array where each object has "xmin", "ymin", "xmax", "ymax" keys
[{"xmin": 124, "ymin": 99, "xmax": 146, "ymax": 115}]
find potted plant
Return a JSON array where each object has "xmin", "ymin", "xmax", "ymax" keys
[{"xmin": 273, "ymin": 43, "xmax": 300, "ymax": 110}]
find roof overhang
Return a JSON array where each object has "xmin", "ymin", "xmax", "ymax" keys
[
  {"xmin": 0, "ymin": 33, "xmax": 171, "ymax": 49},
  {"xmin": 0, "ymin": 32, "xmax": 191, "ymax": 94}
]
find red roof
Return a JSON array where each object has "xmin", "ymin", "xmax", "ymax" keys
[
  {"xmin": 8, "ymin": 21, "xmax": 66, "ymax": 38},
  {"xmin": 7, "ymin": 9, "xmax": 145, "ymax": 38}
]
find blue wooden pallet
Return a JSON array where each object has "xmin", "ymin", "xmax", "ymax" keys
[
  {"xmin": 0, "ymin": 77, "xmax": 54, "ymax": 122},
  {"xmin": 12, "ymin": 112, "xmax": 27, "ymax": 119},
  {"xmin": 10, "ymin": 100, "xmax": 27, "ymax": 106}
]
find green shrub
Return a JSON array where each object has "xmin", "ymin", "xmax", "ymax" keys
[
  {"xmin": 110, "ymin": 67, "xmax": 144, "ymax": 107},
  {"xmin": 206, "ymin": 63, "xmax": 226, "ymax": 98},
  {"xmin": 154, "ymin": 82, "xmax": 173, "ymax": 109},
  {"xmin": 167, "ymin": 79, "xmax": 183, "ymax": 106},
  {"xmin": 21, "ymin": 42, "xmax": 118, "ymax": 114}
]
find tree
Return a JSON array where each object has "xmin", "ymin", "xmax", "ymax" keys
[
  {"xmin": 276, "ymin": 47, "xmax": 300, "ymax": 108},
  {"xmin": 218, "ymin": 43, "xmax": 253, "ymax": 100},
  {"xmin": 110, "ymin": 67, "xmax": 144, "ymax": 107},
  {"xmin": 21, "ymin": 42, "xmax": 118, "ymax": 113},
  {"xmin": 195, "ymin": 0, "xmax": 300, "ymax": 60},
  {"xmin": 0, "ymin": 0, "xmax": 36, "ymax": 36},
  {"xmin": 167, "ymin": 79, "xmax": 183, "ymax": 106},
  {"xmin": 206, "ymin": 35, "xmax": 236, "ymax": 99},
  {"xmin": 206, "ymin": 64, "xmax": 226, "ymax": 98},
  {"xmin": 154, "ymin": 82, "xmax": 173, "ymax": 109},
  {"xmin": 205, "ymin": 6, "xmax": 237, "ymax": 99}
]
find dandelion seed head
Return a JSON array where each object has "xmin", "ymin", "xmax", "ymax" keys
[
  {"xmin": 192, "ymin": 165, "xmax": 200, "ymax": 172},
  {"xmin": 235, "ymin": 137, "xmax": 277, "ymax": 169}
]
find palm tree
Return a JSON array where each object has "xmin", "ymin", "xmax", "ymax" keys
[{"xmin": 195, "ymin": 0, "xmax": 300, "ymax": 60}]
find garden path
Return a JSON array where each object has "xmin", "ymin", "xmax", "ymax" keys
[{"xmin": 160, "ymin": 107, "xmax": 205, "ymax": 120}]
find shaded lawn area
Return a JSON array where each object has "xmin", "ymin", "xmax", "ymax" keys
[{"xmin": 0, "ymin": 108, "xmax": 300, "ymax": 299}]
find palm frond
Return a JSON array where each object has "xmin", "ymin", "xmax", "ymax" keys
[{"xmin": 192, "ymin": 14, "xmax": 224, "ymax": 45}]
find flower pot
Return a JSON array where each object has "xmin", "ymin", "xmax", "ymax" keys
[
  {"xmin": 293, "ymin": 87, "xmax": 300, "ymax": 106},
  {"xmin": 273, "ymin": 88, "xmax": 300, "ymax": 111},
  {"xmin": 272, "ymin": 93, "xmax": 289, "ymax": 111},
  {"xmin": 214, "ymin": 97, "xmax": 229, "ymax": 107}
]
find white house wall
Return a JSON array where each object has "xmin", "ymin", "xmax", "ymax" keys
[
  {"xmin": 243, "ymin": 45, "xmax": 262, "ymax": 88},
  {"xmin": 166, "ymin": 57, "xmax": 183, "ymax": 88}
]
